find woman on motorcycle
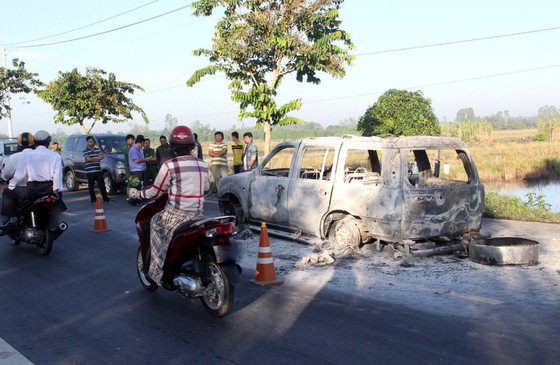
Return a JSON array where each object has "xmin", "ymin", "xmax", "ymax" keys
[{"xmin": 129, "ymin": 126, "xmax": 210, "ymax": 285}]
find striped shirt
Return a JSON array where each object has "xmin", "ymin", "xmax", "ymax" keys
[
  {"xmin": 83, "ymin": 147, "xmax": 102, "ymax": 173},
  {"xmin": 140, "ymin": 155, "xmax": 210, "ymax": 211},
  {"xmin": 209, "ymin": 142, "xmax": 228, "ymax": 167}
]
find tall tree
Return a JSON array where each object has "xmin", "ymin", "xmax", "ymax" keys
[
  {"xmin": 164, "ymin": 113, "xmax": 178, "ymax": 133},
  {"xmin": 456, "ymin": 107, "xmax": 476, "ymax": 122},
  {"xmin": 0, "ymin": 58, "xmax": 42, "ymax": 120},
  {"xmin": 38, "ymin": 68, "xmax": 148, "ymax": 134},
  {"xmin": 537, "ymin": 105, "xmax": 559, "ymax": 122},
  {"xmin": 357, "ymin": 89, "xmax": 440, "ymax": 136},
  {"xmin": 187, "ymin": 0, "xmax": 354, "ymax": 154}
]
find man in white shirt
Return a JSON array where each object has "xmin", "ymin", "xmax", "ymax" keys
[
  {"xmin": 0, "ymin": 132, "xmax": 35, "ymax": 225},
  {"xmin": 1, "ymin": 130, "xmax": 63, "ymax": 230},
  {"xmin": 1, "ymin": 132, "xmax": 35, "ymax": 182}
]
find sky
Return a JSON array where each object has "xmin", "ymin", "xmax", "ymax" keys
[{"xmin": 1, "ymin": 0, "xmax": 559, "ymax": 137}]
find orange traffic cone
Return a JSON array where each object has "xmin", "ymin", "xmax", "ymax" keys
[
  {"xmin": 93, "ymin": 194, "xmax": 110, "ymax": 232},
  {"xmin": 250, "ymin": 222, "xmax": 283, "ymax": 286}
]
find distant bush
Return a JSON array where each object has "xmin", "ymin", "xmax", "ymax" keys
[{"xmin": 484, "ymin": 191, "xmax": 560, "ymax": 223}]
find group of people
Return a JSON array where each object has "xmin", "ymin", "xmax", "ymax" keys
[
  {"xmin": 0, "ymin": 125, "xmax": 256, "ymax": 289},
  {"xmin": 0, "ymin": 130, "xmax": 63, "ymax": 230},
  {"xmin": 208, "ymin": 131, "xmax": 258, "ymax": 190}
]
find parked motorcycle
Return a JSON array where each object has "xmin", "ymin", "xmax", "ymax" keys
[
  {"xmin": 134, "ymin": 194, "xmax": 242, "ymax": 317},
  {"xmin": 1, "ymin": 193, "xmax": 68, "ymax": 255}
]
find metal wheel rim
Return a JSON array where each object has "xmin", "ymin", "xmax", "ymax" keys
[
  {"xmin": 202, "ymin": 262, "xmax": 226, "ymax": 310},
  {"xmin": 65, "ymin": 171, "xmax": 75, "ymax": 190},
  {"xmin": 104, "ymin": 175, "xmax": 112, "ymax": 194}
]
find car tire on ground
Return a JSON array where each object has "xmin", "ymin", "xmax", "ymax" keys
[
  {"xmin": 329, "ymin": 216, "xmax": 364, "ymax": 248},
  {"xmin": 103, "ymin": 171, "xmax": 116, "ymax": 195},
  {"xmin": 64, "ymin": 170, "xmax": 79, "ymax": 191}
]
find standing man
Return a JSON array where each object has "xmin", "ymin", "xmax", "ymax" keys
[
  {"xmin": 143, "ymin": 138, "xmax": 158, "ymax": 185},
  {"xmin": 83, "ymin": 136, "xmax": 111, "ymax": 204},
  {"xmin": 156, "ymin": 135, "xmax": 174, "ymax": 169},
  {"xmin": 230, "ymin": 131, "xmax": 243, "ymax": 174},
  {"xmin": 123, "ymin": 134, "xmax": 135, "ymax": 195},
  {"xmin": 242, "ymin": 132, "xmax": 259, "ymax": 172},
  {"xmin": 1, "ymin": 130, "xmax": 63, "ymax": 229},
  {"xmin": 208, "ymin": 131, "xmax": 228, "ymax": 189},
  {"xmin": 51, "ymin": 142, "xmax": 62, "ymax": 154},
  {"xmin": 129, "ymin": 135, "xmax": 154, "ymax": 190},
  {"xmin": 193, "ymin": 133, "xmax": 203, "ymax": 160}
]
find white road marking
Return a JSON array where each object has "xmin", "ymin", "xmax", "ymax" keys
[{"xmin": 0, "ymin": 337, "xmax": 33, "ymax": 365}]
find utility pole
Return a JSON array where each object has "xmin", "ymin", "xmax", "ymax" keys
[{"xmin": 1, "ymin": 47, "xmax": 14, "ymax": 138}]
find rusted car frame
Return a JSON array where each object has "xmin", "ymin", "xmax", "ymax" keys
[{"xmin": 218, "ymin": 135, "xmax": 484, "ymax": 250}]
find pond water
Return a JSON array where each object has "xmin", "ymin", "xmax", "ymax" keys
[{"xmin": 484, "ymin": 181, "xmax": 560, "ymax": 213}]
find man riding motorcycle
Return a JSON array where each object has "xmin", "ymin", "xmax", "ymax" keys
[
  {"xmin": 129, "ymin": 125, "xmax": 211, "ymax": 285},
  {"xmin": 1, "ymin": 130, "xmax": 63, "ymax": 231},
  {"xmin": 1, "ymin": 132, "xmax": 35, "ymax": 226}
]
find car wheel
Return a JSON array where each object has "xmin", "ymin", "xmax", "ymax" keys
[
  {"xmin": 329, "ymin": 216, "xmax": 363, "ymax": 248},
  {"xmin": 64, "ymin": 170, "xmax": 79, "ymax": 191},
  {"xmin": 103, "ymin": 172, "xmax": 116, "ymax": 195},
  {"xmin": 219, "ymin": 198, "xmax": 244, "ymax": 226}
]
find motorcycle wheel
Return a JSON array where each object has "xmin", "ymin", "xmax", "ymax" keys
[
  {"xmin": 37, "ymin": 228, "xmax": 53, "ymax": 256},
  {"xmin": 200, "ymin": 261, "xmax": 234, "ymax": 317},
  {"xmin": 136, "ymin": 247, "xmax": 158, "ymax": 292}
]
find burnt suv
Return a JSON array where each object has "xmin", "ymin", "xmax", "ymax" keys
[
  {"xmin": 62, "ymin": 134, "xmax": 127, "ymax": 195},
  {"xmin": 218, "ymin": 135, "xmax": 485, "ymax": 253}
]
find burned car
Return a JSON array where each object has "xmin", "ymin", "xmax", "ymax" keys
[{"xmin": 218, "ymin": 135, "xmax": 485, "ymax": 253}]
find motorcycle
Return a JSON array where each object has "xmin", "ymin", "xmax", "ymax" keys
[
  {"xmin": 1, "ymin": 192, "xmax": 68, "ymax": 255},
  {"xmin": 134, "ymin": 194, "xmax": 242, "ymax": 317}
]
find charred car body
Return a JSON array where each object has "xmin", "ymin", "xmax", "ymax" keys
[{"xmin": 218, "ymin": 135, "xmax": 485, "ymax": 253}]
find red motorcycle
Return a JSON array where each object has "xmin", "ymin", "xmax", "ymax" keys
[{"xmin": 134, "ymin": 194, "xmax": 242, "ymax": 317}]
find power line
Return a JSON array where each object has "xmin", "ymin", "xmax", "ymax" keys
[
  {"xmin": 3, "ymin": 0, "xmax": 160, "ymax": 47},
  {"xmin": 304, "ymin": 64, "xmax": 560, "ymax": 104},
  {"xmin": 11, "ymin": 4, "xmax": 191, "ymax": 49},
  {"xmin": 355, "ymin": 25, "xmax": 560, "ymax": 56}
]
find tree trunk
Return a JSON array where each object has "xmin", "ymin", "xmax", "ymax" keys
[{"xmin": 263, "ymin": 120, "xmax": 271, "ymax": 155}]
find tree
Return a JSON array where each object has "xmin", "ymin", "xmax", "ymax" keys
[
  {"xmin": 164, "ymin": 113, "xmax": 178, "ymax": 133},
  {"xmin": 187, "ymin": 0, "xmax": 354, "ymax": 154},
  {"xmin": 537, "ymin": 105, "xmax": 559, "ymax": 122},
  {"xmin": 456, "ymin": 107, "xmax": 476, "ymax": 122},
  {"xmin": 357, "ymin": 89, "xmax": 440, "ymax": 136},
  {"xmin": 0, "ymin": 58, "xmax": 42, "ymax": 120},
  {"xmin": 38, "ymin": 68, "xmax": 148, "ymax": 134}
]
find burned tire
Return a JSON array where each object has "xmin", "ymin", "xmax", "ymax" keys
[
  {"xmin": 329, "ymin": 216, "xmax": 363, "ymax": 248},
  {"xmin": 219, "ymin": 198, "xmax": 244, "ymax": 226},
  {"xmin": 469, "ymin": 237, "xmax": 539, "ymax": 265}
]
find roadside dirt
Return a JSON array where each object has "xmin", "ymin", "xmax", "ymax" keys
[{"xmin": 236, "ymin": 218, "xmax": 560, "ymax": 319}]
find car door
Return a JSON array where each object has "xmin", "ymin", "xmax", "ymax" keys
[
  {"xmin": 73, "ymin": 136, "xmax": 88, "ymax": 181},
  {"xmin": 248, "ymin": 145, "xmax": 296, "ymax": 225},
  {"xmin": 287, "ymin": 144, "xmax": 337, "ymax": 236}
]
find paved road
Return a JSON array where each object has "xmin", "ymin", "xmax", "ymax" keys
[{"xmin": 1, "ymin": 189, "xmax": 559, "ymax": 364}]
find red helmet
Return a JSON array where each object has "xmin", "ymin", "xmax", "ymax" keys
[{"xmin": 169, "ymin": 125, "xmax": 195, "ymax": 145}]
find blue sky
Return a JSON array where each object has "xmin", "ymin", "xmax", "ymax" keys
[{"xmin": 1, "ymin": 0, "xmax": 559, "ymax": 136}]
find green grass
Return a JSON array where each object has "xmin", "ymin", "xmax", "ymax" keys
[{"xmin": 484, "ymin": 191, "xmax": 560, "ymax": 223}]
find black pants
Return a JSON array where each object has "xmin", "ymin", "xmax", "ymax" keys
[
  {"xmin": 87, "ymin": 172, "xmax": 110, "ymax": 203},
  {"xmin": 1, "ymin": 181, "xmax": 54, "ymax": 218}
]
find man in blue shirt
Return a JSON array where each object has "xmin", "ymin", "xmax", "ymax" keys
[
  {"xmin": 129, "ymin": 135, "xmax": 155, "ymax": 190},
  {"xmin": 83, "ymin": 136, "xmax": 111, "ymax": 204}
]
